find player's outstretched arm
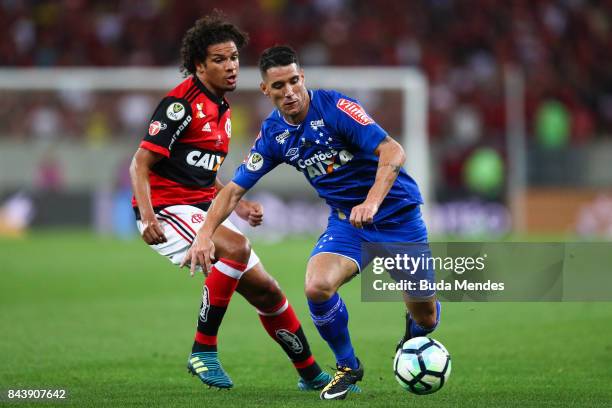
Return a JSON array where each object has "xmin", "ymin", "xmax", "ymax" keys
[
  {"xmin": 350, "ymin": 136, "xmax": 406, "ymax": 228},
  {"xmin": 181, "ymin": 181, "xmax": 248, "ymax": 276},
  {"xmin": 130, "ymin": 148, "xmax": 167, "ymax": 245}
]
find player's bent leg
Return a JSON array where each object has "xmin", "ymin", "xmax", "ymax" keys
[
  {"xmin": 210, "ymin": 224, "xmax": 251, "ymax": 264},
  {"xmin": 236, "ymin": 262, "xmax": 329, "ymax": 390},
  {"xmin": 406, "ymin": 296, "xmax": 439, "ymax": 330},
  {"xmin": 397, "ymin": 295, "xmax": 441, "ymax": 350},
  {"xmin": 304, "ymin": 253, "xmax": 357, "ymax": 302},
  {"xmin": 235, "ymin": 262, "xmax": 283, "ymax": 309},
  {"xmin": 305, "ymin": 254, "xmax": 363, "ymax": 400},
  {"xmin": 305, "ymin": 254, "xmax": 358, "ymax": 367},
  {"xmin": 139, "ymin": 206, "xmax": 251, "ymax": 389},
  {"xmin": 188, "ymin": 225, "xmax": 252, "ymax": 388},
  {"xmin": 192, "ymin": 224, "xmax": 250, "ymax": 351}
]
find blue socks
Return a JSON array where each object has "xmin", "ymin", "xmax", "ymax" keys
[
  {"xmin": 409, "ymin": 300, "xmax": 441, "ymax": 337},
  {"xmin": 308, "ymin": 293, "xmax": 358, "ymax": 369}
]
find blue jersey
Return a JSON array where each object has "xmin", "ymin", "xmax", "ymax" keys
[{"xmin": 233, "ymin": 89, "xmax": 423, "ymax": 223}]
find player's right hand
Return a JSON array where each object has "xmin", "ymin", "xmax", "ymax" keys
[
  {"xmin": 181, "ymin": 233, "xmax": 216, "ymax": 277},
  {"xmin": 141, "ymin": 217, "xmax": 167, "ymax": 245}
]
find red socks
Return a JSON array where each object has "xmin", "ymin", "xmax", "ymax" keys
[{"xmin": 258, "ymin": 297, "xmax": 321, "ymax": 380}]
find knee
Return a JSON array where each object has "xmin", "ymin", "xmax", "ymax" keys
[
  {"xmin": 305, "ymin": 278, "xmax": 335, "ymax": 303},
  {"xmin": 223, "ymin": 235, "xmax": 251, "ymax": 265}
]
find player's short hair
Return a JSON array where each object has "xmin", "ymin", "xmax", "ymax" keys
[
  {"xmin": 258, "ymin": 45, "xmax": 300, "ymax": 75},
  {"xmin": 180, "ymin": 11, "xmax": 248, "ymax": 76}
]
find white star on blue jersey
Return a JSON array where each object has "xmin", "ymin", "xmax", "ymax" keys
[{"xmin": 318, "ymin": 234, "xmax": 334, "ymax": 248}]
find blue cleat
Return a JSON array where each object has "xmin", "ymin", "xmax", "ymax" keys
[
  {"xmin": 298, "ymin": 371, "xmax": 332, "ymax": 391},
  {"xmin": 187, "ymin": 352, "xmax": 233, "ymax": 389},
  {"xmin": 298, "ymin": 371, "xmax": 361, "ymax": 393}
]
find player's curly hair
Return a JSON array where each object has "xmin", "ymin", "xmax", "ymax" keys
[
  {"xmin": 258, "ymin": 45, "xmax": 300, "ymax": 75},
  {"xmin": 180, "ymin": 11, "xmax": 248, "ymax": 76}
]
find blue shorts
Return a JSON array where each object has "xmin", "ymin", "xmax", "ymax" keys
[{"xmin": 310, "ymin": 205, "xmax": 435, "ymax": 297}]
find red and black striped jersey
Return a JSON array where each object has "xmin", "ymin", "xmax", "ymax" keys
[{"xmin": 132, "ymin": 76, "xmax": 232, "ymax": 209}]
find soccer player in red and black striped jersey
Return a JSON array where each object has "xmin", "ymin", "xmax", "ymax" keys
[{"xmin": 129, "ymin": 13, "xmax": 331, "ymax": 391}]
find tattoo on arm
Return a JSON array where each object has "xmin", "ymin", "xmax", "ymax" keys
[
  {"xmin": 378, "ymin": 162, "xmax": 402, "ymax": 173},
  {"xmin": 376, "ymin": 136, "xmax": 403, "ymax": 173}
]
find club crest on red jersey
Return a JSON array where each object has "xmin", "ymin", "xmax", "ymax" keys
[
  {"xmin": 225, "ymin": 118, "xmax": 232, "ymax": 138},
  {"xmin": 191, "ymin": 213, "xmax": 205, "ymax": 223},
  {"xmin": 336, "ymin": 98, "xmax": 374, "ymax": 125}
]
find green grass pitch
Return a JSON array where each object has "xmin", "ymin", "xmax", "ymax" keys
[{"xmin": 1, "ymin": 231, "xmax": 611, "ymax": 407}]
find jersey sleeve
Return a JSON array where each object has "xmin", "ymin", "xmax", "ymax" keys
[
  {"xmin": 140, "ymin": 96, "xmax": 193, "ymax": 157},
  {"xmin": 232, "ymin": 130, "xmax": 280, "ymax": 190},
  {"xmin": 328, "ymin": 91, "xmax": 388, "ymax": 153}
]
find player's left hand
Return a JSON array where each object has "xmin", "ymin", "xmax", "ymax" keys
[
  {"xmin": 350, "ymin": 201, "xmax": 379, "ymax": 228},
  {"xmin": 235, "ymin": 199, "xmax": 264, "ymax": 227}
]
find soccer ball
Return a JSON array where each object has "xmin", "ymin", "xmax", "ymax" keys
[{"xmin": 393, "ymin": 336, "xmax": 451, "ymax": 395}]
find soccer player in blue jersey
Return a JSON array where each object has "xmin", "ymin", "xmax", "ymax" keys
[{"xmin": 182, "ymin": 45, "xmax": 441, "ymax": 400}]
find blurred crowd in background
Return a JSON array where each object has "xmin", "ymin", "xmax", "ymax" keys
[
  {"xmin": 2, "ymin": 0, "xmax": 611, "ymax": 140},
  {"xmin": 1, "ymin": 0, "xmax": 611, "ymax": 235}
]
